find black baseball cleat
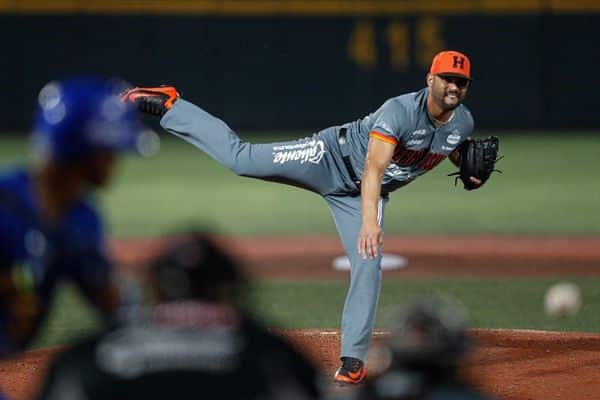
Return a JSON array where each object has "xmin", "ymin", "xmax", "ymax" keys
[
  {"xmin": 333, "ymin": 356, "xmax": 367, "ymax": 385},
  {"xmin": 120, "ymin": 86, "xmax": 180, "ymax": 116}
]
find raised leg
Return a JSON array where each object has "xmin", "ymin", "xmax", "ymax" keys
[{"xmin": 160, "ymin": 99, "xmax": 339, "ymax": 194}]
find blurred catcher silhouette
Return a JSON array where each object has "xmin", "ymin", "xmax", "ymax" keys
[
  {"xmin": 37, "ymin": 232, "xmax": 322, "ymax": 400},
  {"xmin": 0, "ymin": 76, "xmax": 142, "ymax": 356},
  {"xmin": 344, "ymin": 296, "xmax": 492, "ymax": 400}
]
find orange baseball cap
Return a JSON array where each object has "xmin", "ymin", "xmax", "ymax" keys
[{"xmin": 430, "ymin": 50, "xmax": 471, "ymax": 80}]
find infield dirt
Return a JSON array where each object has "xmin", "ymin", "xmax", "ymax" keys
[{"xmin": 1, "ymin": 235, "xmax": 599, "ymax": 400}]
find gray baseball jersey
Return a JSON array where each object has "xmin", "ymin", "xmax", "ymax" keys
[
  {"xmin": 343, "ymin": 87, "xmax": 474, "ymax": 193},
  {"xmin": 159, "ymin": 88, "xmax": 474, "ymax": 364}
]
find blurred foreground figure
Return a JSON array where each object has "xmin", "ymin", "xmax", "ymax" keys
[
  {"xmin": 346, "ymin": 297, "xmax": 492, "ymax": 400},
  {"xmin": 0, "ymin": 77, "xmax": 141, "ymax": 355},
  {"xmin": 37, "ymin": 233, "xmax": 323, "ymax": 400}
]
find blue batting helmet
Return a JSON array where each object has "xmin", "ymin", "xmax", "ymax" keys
[{"xmin": 31, "ymin": 76, "xmax": 141, "ymax": 162}]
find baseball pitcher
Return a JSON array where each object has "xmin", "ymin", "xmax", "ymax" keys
[{"xmin": 122, "ymin": 50, "xmax": 500, "ymax": 385}]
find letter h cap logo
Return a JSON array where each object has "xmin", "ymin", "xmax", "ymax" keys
[{"xmin": 453, "ymin": 56, "xmax": 465, "ymax": 69}]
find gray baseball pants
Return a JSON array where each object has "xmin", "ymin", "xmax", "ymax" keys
[{"xmin": 161, "ymin": 100, "xmax": 388, "ymax": 362}]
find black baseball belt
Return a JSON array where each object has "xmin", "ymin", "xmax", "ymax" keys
[
  {"xmin": 338, "ymin": 127, "xmax": 397, "ymax": 197},
  {"xmin": 338, "ymin": 127, "xmax": 361, "ymax": 188}
]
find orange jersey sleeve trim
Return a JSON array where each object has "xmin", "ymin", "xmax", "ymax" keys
[{"xmin": 369, "ymin": 131, "xmax": 398, "ymax": 145}]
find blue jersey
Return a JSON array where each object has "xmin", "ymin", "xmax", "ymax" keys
[{"xmin": 0, "ymin": 168, "xmax": 111, "ymax": 353}]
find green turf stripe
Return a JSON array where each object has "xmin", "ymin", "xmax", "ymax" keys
[{"xmin": 32, "ymin": 277, "xmax": 600, "ymax": 349}]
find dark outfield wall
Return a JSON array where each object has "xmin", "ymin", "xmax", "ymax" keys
[{"xmin": 3, "ymin": 14, "xmax": 598, "ymax": 132}]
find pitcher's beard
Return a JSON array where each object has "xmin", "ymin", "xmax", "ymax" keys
[{"xmin": 441, "ymin": 93, "xmax": 461, "ymax": 110}]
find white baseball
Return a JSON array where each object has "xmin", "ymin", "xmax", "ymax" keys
[{"xmin": 544, "ymin": 282, "xmax": 582, "ymax": 318}]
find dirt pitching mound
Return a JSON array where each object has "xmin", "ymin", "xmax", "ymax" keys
[{"xmin": 1, "ymin": 329, "xmax": 599, "ymax": 400}]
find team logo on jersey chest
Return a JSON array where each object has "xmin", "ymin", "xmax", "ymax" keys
[{"xmin": 446, "ymin": 129, "xmax": 461, "ymax": 145}]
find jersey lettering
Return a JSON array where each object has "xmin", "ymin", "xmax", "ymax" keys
[
  {"xmin": 272, "ymin": 140, "xmax": 326, "ymax": 165},
  {"xmin": 420, "ymin": 153, "xmax": 446, "ymax": 170},
  {"xmin": 392, "ymin": 144, "xmax": 422, "ymax": 166},
  {"xmin": 392, "ymin": 144, "xmax": 446, "ymax": 171}
]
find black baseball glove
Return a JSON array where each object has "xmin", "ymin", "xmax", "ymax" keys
[{"xmin": 449, "ymin": 136, "xmax": 502, "ymax": 190}]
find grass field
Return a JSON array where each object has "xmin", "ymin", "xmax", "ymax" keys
[
  {"xmin": 1, "ymin": 133, "xmax": 599, "ymax": 349},
  {"xmin": 2, "ymin": 132, "xmax": 600, "ymax": 236},
  {"xmin": 33, "ymin": 276, "xmax": 600, "ymax": 349},
  {"xmin": 99, "ymin": 132, "xmax": 600, "ymax": 235}
]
